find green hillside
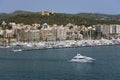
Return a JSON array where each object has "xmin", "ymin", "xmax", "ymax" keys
[{"xmin": 0, "ymin": 12, "xmax": 120, "ymax": 26}]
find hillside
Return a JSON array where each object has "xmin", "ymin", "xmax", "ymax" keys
[
  {"xmin": 76, "ymin": 13, "xmax": 120, "ymax": 21},
  {"xmin": 0, "ymin": 10, "xmax": 33, "ymax": 19},
  {"xmin": 0, "ymin": 13, "xmax": 9, "ymax": 19},
  {"xmin": 0, "ymin": 10, "xmax": 120, "ymax": 26}
]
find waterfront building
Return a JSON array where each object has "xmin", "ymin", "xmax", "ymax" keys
[
  {"xmin": 29, "ymin": 30, "xmax": 40, "ymax": 42},
  {"xmin": 56, "ymin": 25, "xmax": 67, "ymax": 41},
  {"xmin": 46, "ymin": 33, "xmax": 56, "ymax": 41},
  {"xmin": 102, "ymin": 25, "xmax": 110, "ymax": 38},
  {"xmin": 40, "ymin": 29, "xmax": 52, "ymax": 41},
  {"xmin": 109, "ymin": 25, "xmax": 120, "ymax": 38},
  {"xmin": 95, "ymin": 24, "xmax": 110, "ymax": 38},
  {"xmin": 39, "ymin": 23, "xmax": 53, "ymax": 41},
  {"xmin": 65, "ymin": 23, "xmax": 76, "ymax": 40},
  {"xmin": 116, "ymin": 25, "xmax": 120, "ymax": 34},
  {"xmin": 19, "ymin": 28, "xmax": 26, "ymax": 42},
  {"xmin": 24, "ymin": 30, "xmax": 30, "ymax": 42},
  {"xmin": 95, "ymin": 24, "xmax": 120, "ymax": 39},
  {"xmin": 0, "ymin": 30, "xmax": 4, "ymax": 36},
  {"xmin": 4, "ymin": 29, "xmax": 14, "ymax": 38},
  {"xmin": 8, "ymin": 22, "xmax": 17, "ymax": 30}
]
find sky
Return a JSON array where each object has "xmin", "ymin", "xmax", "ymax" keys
[{"xmin": 0, "ymin": 0, "xmax": 120, "ymax": 14}]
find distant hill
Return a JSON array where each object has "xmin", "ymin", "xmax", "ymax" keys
[
  {"xmin": 0, "ymin": 10, "xmax": 34, "ymax": 19},
  {"xmin": 0, "ymin": 13, "xmax": 9, "ymax": 19},
  {"xmin": 76, "ymin": 13, "xmax": 120, "ymax": 21},
  {"xmin": 9, "ymin": 10, "xmax": 33, "ymax": 16},
  {"xmin": 0, "ymin": 10, "xmax": 120, "ymax": 26},
  {"xmin": 0, "ymin": 10, "xmax": 120, "ymax": 21}
]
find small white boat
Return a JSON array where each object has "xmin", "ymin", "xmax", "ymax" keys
[
  {"xmin": 12, "ymin": 49, "xmax": 22, "ymax": 52},
  {"xmin": 70, "ymin": 53, "xmax": 95, "ymax": 63}
]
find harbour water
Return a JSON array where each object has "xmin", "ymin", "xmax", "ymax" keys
[{"xmin": 0, "ymin": 45, "xmax": 120, "ymax": 80}]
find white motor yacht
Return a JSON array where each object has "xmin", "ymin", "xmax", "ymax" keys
[
  {"xmin": 13, "ymin": 49, "xmax": 22, "ymax": 52},
  {"xmin": 70, "ymin": 53, "xmax": 95, "ymax": 63},
  {"xmin": 12, "ymin": 48, "xmax": 22, "ymax": 52}
]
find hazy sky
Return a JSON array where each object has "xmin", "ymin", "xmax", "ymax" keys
[{"xmin": 0, "ymin": 0, "xmax": 120, "ymax": 14}]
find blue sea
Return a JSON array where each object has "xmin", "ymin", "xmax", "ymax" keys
[{"xmin": 0, "ymin": 45, "xmax": 120, "ymax": 80}]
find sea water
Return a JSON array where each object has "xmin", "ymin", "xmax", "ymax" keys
[{"xmin": 0, "ymin": 45, "xmax": 120, "ymax": 80}]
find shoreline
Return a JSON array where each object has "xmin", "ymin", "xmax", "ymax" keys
[
  {"xmin": 13, "ymin": 44, "xmax": 120, "ymax": 52},
  {"xmin": 1, "ymin": 39, "xmax": 120, "ymax": 51},
  {"xmin": 0, "ymin": 43, "xmax": 119, "ymax": 52},
  {"xmin": 11, "ymin": 43, "xmax": 120, "ymax": 51}
]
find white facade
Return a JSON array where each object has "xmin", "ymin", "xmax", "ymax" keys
[
  {"xmin": 56, "ymin": 25, "xmax": 67, "ymax": 40},
  {"xmin": 116, "ymin": 25, "xmax": 120, "ymax": 34}
]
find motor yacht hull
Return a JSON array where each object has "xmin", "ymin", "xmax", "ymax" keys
[
  {"xmin": 70, "ymin": 54, "xmax": 95, "ymax": 63},
  {"xmin": 70, "ymin": 58, "xmax": 94, "ymax": 63}
]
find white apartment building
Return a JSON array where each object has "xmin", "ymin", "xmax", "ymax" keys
[{"xmin": 56, "ymin": 25, "xmax": 67, "ymax": 41}]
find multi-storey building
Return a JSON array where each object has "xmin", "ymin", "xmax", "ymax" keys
[{"xmin": 56, "ymin": 25, "xmax": 67, "ymax": 41}]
